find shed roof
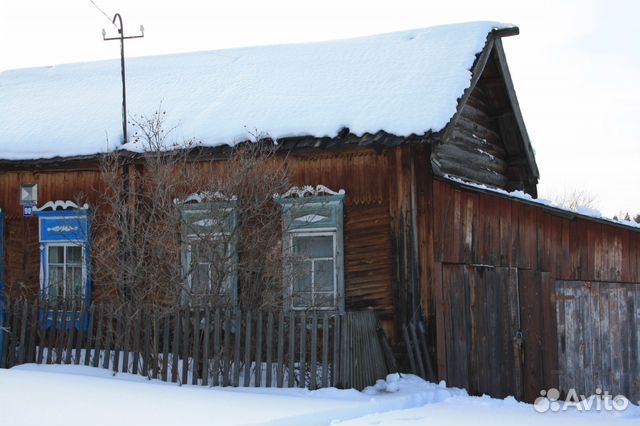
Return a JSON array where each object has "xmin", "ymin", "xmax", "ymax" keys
[{"xmin": 0, "ymin": 21, "xmax": 514, "ymax": 161}]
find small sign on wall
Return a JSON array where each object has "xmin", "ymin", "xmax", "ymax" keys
[
  {"xmin": 23, "ymin": 206, "xmax": 33, "ymax": 217},
  {"xmin": 20, "ymin": 183, "xmax": 38, "ymax": 207}
]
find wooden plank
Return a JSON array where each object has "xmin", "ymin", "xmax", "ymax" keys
[
  {"xmin": 7, "ymin": 301, "xmax": 19, "ymax": 367},
  {"xmin": 17, "ymin": 300, "xmax": 29, "ymax": 365},
  {"xmin": 91, "ymin": 304, "xmax": 104, "ymax": 368},
  {"xmin": 37, "ymin": 300, "xmax": 49, "ymax": 364},
  {"xmin": 310, "ymin": 312, "xmax": 318, "ymax": 390},
  {"xmin": 171, "ymin": 311, "xmax": 180, "ymax": 383},
  {"xmin": 74, "ymin": 303, "xmax": 87, "ymax": 365},
  {"xmin": 340, "ymin": 312, "xmax": 350, "ymax": 388},
  {"xmin": 255, "ymin": 310, "xmax": 263, "ymax": 387},
  {"xmin": 151, "ymin": 308, "xmax": 159, "ymax": 380},
  {"xmin": 504, "ymin": 268, "xmax": 522, "ymax": 400},
  {"xmin": 321, "ymin": 312, "xmax": 329, "ymax": 388},
  {"xmin": 191, "ymin": 308, "xmax": 201, "ymax": 385},
  {"xmin": 287, "ymin": 311, "xmax": 295, "ymax": 387},
  {"xmin": 26, "ymin": 301, "xmax": 38, "ymax": 364},
  {"xmin": 332, "ymin": 314, "xmax": 340, "ymax": 387},
  {"xmin": 243, "ymin": 311, "xmax": 253, "ymax": 388},
  {"xmin": 402, "ymin": 324, "xmax": 417, "ymax": 375},
  {"xmin": 113, "ymin": 305, "xmax": 125, "ymax": 373},
  {"xmin": 540, "ymin": 272, "xmax": 558, "ymax": 390},
  {"xmin": 409, "ymin": 322, "xmax": 426, "ymax": 379},
  {"xmin": 433, "ymin": 262, "xmax": 447, "ymax": 381},
  {"xmin": 120, "ymin": 304, "xmax": 132, "ymax": 373},
  {"xmin": 232, "ymin": 310, "xmax": 242, "ymax": 387},
  {"xmin": 212, "ymin": 308, "xmax": 221, "ymax": 386},
  {"xmin": 276, "ymin": 311, "xmax": 285, "ymax": 388},
  {"xmin": 45, "ymin": 302, "xmax": 59, "ymax": 364},
  {"xmin": 299, "ymin": 311, "xmax": 306, "ymax": 388},
  {"xmin": 182, "ymin": 308, "xmax": 190, "ymax": 385},
  {"xmin": 83, "ymin": 304, "xmax": 95, "ymax": 367},
  {"xmin": 265, "ymin": 311, "xmax": 274, "ymax": 388},
  {"xmin": 417, "ymin": 321, "xmax": 434, "ymax": 381},
  {"xmin": 63, "ymin": 302, "xmax": 77, "ymax": 365},
  {"xmin": 131, "ymin": 307, "xmax": 142, "ymax": 375},
  {"xmin": 201, "ymin": 307, "xmax": 210, "ymax": 386},
  {"xmin": 519, "ymin": 270, "xmax": 545, "ymax": 402},
  {"xmin": 143, "ymin": 307, "xmax": 151, "ymax": 378},
  {"xmin": 222, "ymin": 310, "xmax": 231, "ymax": 386},
  {"xmin": 102, "ymin": 305, "xmax": 114, "ymax": 370}
]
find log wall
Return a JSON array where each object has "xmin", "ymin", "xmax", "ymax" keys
[
  {"xmin": 0, "ymin": 151, "xmax": 397, "ymax": 332},
  {"xmin": 0, "ymin": 169, "xmax": 104, "ymax": 300}
]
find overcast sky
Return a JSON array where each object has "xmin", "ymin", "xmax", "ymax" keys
[{"xmin": 1, "ymin": 0, "xmax": 638, "ymax": 216}]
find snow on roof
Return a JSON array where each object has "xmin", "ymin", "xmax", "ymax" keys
[
  {"xmin": 0, "ymin": 21, "xmax": 510, "ymax": 161},
  {"xmin": 444, "ymin": 175, "xmax": 640, "ymax": 230}
]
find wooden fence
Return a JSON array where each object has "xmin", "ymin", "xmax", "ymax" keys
[{"xmin": 0, "ymin": 299, "xmax": 391, "ymax": 390}]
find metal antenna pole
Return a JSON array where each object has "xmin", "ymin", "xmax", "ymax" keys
[{"xmin": 103, "ymin": 13, "xmax": 144, "ymax": 144}]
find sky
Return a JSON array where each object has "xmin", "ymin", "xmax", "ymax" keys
[{"xmin": 0, "ymin": 0, "xmax": 638, "ymax": 216}]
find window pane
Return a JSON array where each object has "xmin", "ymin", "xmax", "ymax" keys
[
  {"xmin": 315, "ymin": 259, "xmax": 334, "ymax": 292},
  {"xmin": 48, "ymin": 246, "xmax": 64, "ymax": 264},
  {"xmin": 67, "ymin": 246, "xmax": 82, "ymax": 264},
  {"xmin": 292, "ymin": 260, "xmax": 312, "ymax": 292},
  {"xmin": 293, "ymin": 236, "xmax": 333, "ymax": 258},
  {"xmin": 314, "ymin": 292, "xmax": 335, "ymax": 308},
  {"xmin": 192, "ymin": 263, "xmax": 211, "ymax": 293},
  {"xmin": 68, "ymin": 266, "xmax": 84, "ymax": 298},
  {"xmin": 292, "ymin": 292, "xmax": 312, "ymax": 308},
  {"xmin": 48, "ymin": 265, "xmax": 64, "ymax": 300}
]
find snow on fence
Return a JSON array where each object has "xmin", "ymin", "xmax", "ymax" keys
[{"xmin": 0, "ymin": 299, "xmax": 391, "ymax": 390}]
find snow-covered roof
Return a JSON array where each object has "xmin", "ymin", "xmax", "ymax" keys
[{"xmin": 0, "ymin": 21, "xmax": 511, "ymax": 161}]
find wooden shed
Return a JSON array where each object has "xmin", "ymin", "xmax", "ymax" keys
[{"xmin": 0, "ymin": 21, "xmax": 638, "ymax": 401}]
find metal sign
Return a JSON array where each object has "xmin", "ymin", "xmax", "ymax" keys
[{"xmin": 20, "ymin": 183, "xmax": 37, "ymax": 206}]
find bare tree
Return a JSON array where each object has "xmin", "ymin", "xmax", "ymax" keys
[
  {"xmin": 551, "ymin": 188, "xmax": 599, "ymax": 211},
  {"xmin": 90, "ymin": 110, "xmax": 291, "ymax": 312}
]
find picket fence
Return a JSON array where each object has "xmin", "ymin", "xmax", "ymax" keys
[{"xmin": 0, "ymin": 299, "xmax": 391, "ymax": 390}]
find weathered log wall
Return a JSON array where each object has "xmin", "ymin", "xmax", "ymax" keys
[{"xmin": 0, "ymin": 151, "xmax": 397, "ymax": 333}]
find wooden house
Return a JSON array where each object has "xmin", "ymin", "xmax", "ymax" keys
[{"xmin": 1, "ymin": 21, "xmax": 639, "ymax": 401}]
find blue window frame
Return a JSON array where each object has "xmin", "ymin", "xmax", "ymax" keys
[
  {"xmin": 277, "ymin": 186, "xmax": 345, "ymax": 312},
  {"xmin": 35, "ymin": 203, "xmax": 91, "ymax": 307}
]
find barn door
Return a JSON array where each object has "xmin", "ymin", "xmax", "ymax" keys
[
  {"xmin": 440, "ymin": 264, "xmax": 521, "ymax": 398},
  {"xmin": 556, "ymin": 280, "xmax": 640, "ymax": 402}
]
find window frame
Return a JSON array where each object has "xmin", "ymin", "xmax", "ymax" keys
[
  {"xmin": 277, "ymin": 189, "xmax": 345, "ymax": 313},
  {"xmin": 35, "ymin": 205, "xmax": 91, "ymax": 305},
  {"xmin": 43, "ymin": 242, "xmax": 87, "ymax": 303},
  {"xmin": 179, "ymin": 199, "xmax": 238, "ymax": 306},
  {"xmin": 287, "ymin": 229, "xmax": 339, "ymax": 311}
]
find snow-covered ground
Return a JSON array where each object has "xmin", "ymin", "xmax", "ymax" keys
[{"xmin": 0, "ymin": 365, "xmax": 638, "ymax": 426}]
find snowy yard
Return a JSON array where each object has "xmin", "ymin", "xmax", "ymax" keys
[{"xmin": 0, "ymin": 365, "xmax": 638, "ymax": 426}]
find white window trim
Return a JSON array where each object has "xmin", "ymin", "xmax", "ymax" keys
[{"xmin": 43, "ymin": 242, "xmax": 87, "ymax": 302}]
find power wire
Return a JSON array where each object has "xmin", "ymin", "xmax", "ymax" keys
[{"xmin": 88, "ymin": 0, "xmax": 116, "ymax": 28}]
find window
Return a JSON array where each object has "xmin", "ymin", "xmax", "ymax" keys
[
  {"xmin": 34, "ymin": 201, "xmax": 90, "ymax": 306},
  {"xmin": 277, "ymin": 186, "xmax": 345, "ymax": 312},
  {"xmin": 290, "ymin": 233, "xmax": 337, "ymax": 309},
  {"xmin": 179, "ymin": 198, "xmax": 238, "ymax": 305},
  {"xmin": 46, "ymin": 245, "xmax": 84, "ymax": 301}
]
